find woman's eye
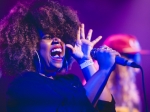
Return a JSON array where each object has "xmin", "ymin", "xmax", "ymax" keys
[
  {"xmin": 42, "ymin": 37, "xmax": 50, "ymax": 40},
  {"xmin": 41, "ymin": 34, "xmax": 51, "ymax": 39}
]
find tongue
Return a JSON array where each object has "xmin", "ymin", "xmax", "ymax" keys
[
  {"xmin": 53, "ymin": 55, "xmax": 59, "ymax": 58},
  {"xmin": 51, "ymin": 51, "xmax": 60, "ymax": 57}
]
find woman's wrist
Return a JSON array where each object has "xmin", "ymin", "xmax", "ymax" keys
[
  {"xmin": 77, "ymin": 56, "xmax": 94, "ymax": 69},
  {"xmin": 79, "ymin": 59, "xmax": 94, "ymax": 69},
  {"xmin": 77, "ymin": 56, "xmax": 93, "ymax": 64}
]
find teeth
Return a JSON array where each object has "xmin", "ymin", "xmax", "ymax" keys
[
  {"xmin": 53, "ymin": 55, "xmax": 59, "ymax": 58},
  {"xmin": 51, "ymin": 48, "xmax": 62, "ymax": 52}
]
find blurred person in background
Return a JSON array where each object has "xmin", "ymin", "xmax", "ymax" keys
[{"xmin": 101, "ymin": 34, "xmax": 149, "ymax": 112}]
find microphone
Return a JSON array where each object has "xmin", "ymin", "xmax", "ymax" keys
[{"xmin": 90, "ymin": 48, "xmax": 140, "ymax": 68}]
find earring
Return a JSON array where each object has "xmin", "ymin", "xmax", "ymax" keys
[
  {"xmin": 35, "ymin": 51, "xmax": 41, "ymax": 73},
  {"xmin": 65, "ymin": 58, "xmax": 68, "ymax": 72}
]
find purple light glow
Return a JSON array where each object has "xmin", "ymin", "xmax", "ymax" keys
[{"xmin": 0, "ymin": 0, "xmax": 150, "ymax": 112}]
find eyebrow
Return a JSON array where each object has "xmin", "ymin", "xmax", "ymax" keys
[{"xmin": 41, "ymin": 34, "xmax": 50, "ymax": 39}]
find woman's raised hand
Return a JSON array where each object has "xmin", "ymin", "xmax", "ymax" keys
[{"xmin": 66, "ymin": 24, "xmax": 102, "ymax": 63}]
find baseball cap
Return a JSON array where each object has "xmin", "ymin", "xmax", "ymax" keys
[{"xmin": 103, "ymin": 34, "xmax": 149, "ymax": 54}]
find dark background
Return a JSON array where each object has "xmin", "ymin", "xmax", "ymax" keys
[{"xmin": 0, "ymin": 0, "xmax": 150, "ymax": 112}]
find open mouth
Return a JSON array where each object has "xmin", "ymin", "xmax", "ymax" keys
[{"xmin": 50, "ymin": 46, "xmax": 64, "ymax": 60}]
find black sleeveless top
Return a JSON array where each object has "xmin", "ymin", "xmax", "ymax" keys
[{"xmin": 6, "ymin": 72, "xmax": 116, "ymax": 112}]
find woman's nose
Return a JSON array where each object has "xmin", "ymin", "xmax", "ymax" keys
[{"xmin": 51, "ymin": 38, "xmax": 60, "ymax": 45}]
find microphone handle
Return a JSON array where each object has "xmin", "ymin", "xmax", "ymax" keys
[
  {"xmin": 91, "ymin": 48, "xmax": 140, "ymax": 68},
  {"xmin": 116, "ymin": 56, "xmax": 140, "ymax": 68}
]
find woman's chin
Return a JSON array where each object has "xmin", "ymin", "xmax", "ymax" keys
[
  {"xmin": 53, "ymin": 63, "xmax": 63, "ymax": 69},
  {"xmin": 47, "ymin": 63, "xmax": 63, "ymax": 72}
]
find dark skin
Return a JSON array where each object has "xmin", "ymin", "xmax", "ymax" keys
[
  {"xmin": 39, "ymin": 23, "xmax": 119, "ymax": 105},
  {"xmin": 0, "ymin": 0, "xmax": 118, "ymax": 109}
]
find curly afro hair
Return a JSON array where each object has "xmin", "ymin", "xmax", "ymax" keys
[{"xmin": 0, "ymin": 0, "xmax": 80, "ymax": 76}]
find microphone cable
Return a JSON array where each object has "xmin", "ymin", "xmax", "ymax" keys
[{"xmin": 139, "ymin": 65, "xmax": 149, "ymax": 112}]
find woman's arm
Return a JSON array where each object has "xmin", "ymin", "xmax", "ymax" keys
[
  {"xmin": 66, "ymin": 23, "xmax": 118, "ymax": 106},
  {"xmin": 79, "ymin": 59, "xmax": 112, "ymax": 105},
  {"xmin": 84, "ymin": 66, "xmax": 113, "ymax": 105}
]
